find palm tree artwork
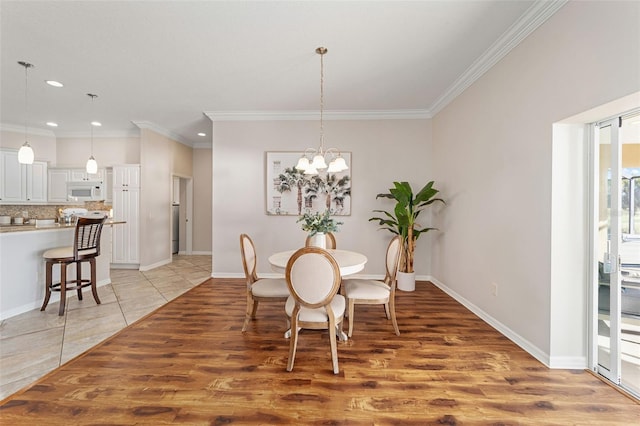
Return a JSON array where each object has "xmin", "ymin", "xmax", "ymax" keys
[
  {"xmin": 276, "ymin": 167, "xmax": 307, "ymax": 215},
  {"xmin": 266, "ymin": 152, "xmax": 351, "ymax": 216}
]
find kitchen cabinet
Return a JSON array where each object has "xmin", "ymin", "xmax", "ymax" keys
[
  {"xmin": 25, "ymin": 161, "xmax": 47, "ymax": 202},
  {"xmin": 48, "ymin": 168, "xmax": 70, "ymax": 202},
  {"xmin": 0, "ymin": 150, "xmax": 23, "ymax": 202},
  {"xmin": 70, "ymin": 168, "xmax": 104, "ymax": 182},
  {"xmin": 111, "ymin": 165, "xmax": 140, "ymax": 267},
  {"xmin": 0, "ymin": 149, "xmax": 48, "ymax": 203},
  {"xmin": 113, "ymin": 165, "xmax": 140, "ymax": 188},
  {"xmin": 104, "ymin": 168, "xmax": 113, "ymax": 203}
]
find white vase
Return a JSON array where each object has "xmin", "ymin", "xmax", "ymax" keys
[
  {"xmin": 397, "ymin": 271, "xmax": 416, "ymax": 292},
  {"xmin": 309, "ymin": 232, "xmax": 326, "ymax": 249}
]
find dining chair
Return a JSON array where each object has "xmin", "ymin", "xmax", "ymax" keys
[
  {"xmin": 41, "ymin": 215, "xmax": 107, "ymax": 316},
  {"xmin": 304, "ymin": 232, "xmax": 336, "ymax": 249},
  {"xmin": 342, "ymin": 235, "xmax": 402, "ymax": 337},
  {"xmin": 239, "ymin": 234, "xmax": 290, "ymax": 332},
  {"xmin": 285, "ymin": 247, "xmax": 345, "ymax": 374}
]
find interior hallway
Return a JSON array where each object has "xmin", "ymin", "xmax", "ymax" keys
[{"xmin": 0, "ymin": 255, "xmax": 212, "ymax": 400}]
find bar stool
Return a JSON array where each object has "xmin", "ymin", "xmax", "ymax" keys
[{"xmin": 41, "ymin": 215, "xmax": 107, "ymax": 316}]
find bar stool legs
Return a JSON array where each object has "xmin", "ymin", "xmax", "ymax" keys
[{"xmin": 41, "ymin": 259, "xmax": 102, "ymax": 316}]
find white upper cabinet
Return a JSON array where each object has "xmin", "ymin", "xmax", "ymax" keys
[
  {"xmin": 25, "ymin": 161, "xmax": 47, "ymax": 202},
  {"xmin": 0, "ymin": 149, "xmax": 48, "ymax": 204},
  {"xmin": 48, "ymin": 169, "xmax": 71, "ymax": 202},
  {"xmin": 113, "ymin": 165, "xmax": 140, "ymax": 188},
  {"xmin": 0, "ymin": 150, "xmax": 23, "ymax": 202},
  {"xmin": 70, "ymin": 168, "xmax": 104, "ymax": 182}
]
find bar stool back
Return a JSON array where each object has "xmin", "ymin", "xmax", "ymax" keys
[{"xmin": 41, "ymin": 215, "xmax": 107, "ymax": 316}]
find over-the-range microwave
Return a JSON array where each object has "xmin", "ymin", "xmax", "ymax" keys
[{"xmin": 67, "ymin": 181, "xmax": 105, "ymax": 201}]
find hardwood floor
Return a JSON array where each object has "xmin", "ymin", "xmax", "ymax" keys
[{"xmin": 1, "ymin": 278, "xmax": 637, "ymax": 424}]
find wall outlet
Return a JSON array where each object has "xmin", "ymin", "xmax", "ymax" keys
[{"xmin": 491, "ymin": 282, "xmax": 498, "ymax": 296}]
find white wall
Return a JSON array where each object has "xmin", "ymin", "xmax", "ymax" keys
[
  {"xmin": 211, "ymin": 118, "xmax": 433, "ymax": 278},
  {"xmin": 431, "ymin": 0, "xmax": 640, "ymax": 366},
  {"xmin": 56, "ymin": 136, "xmax": 140, "ymax": 167},
  {"xmin": 193, "ymin": 148, "xmax": 212, "ymax": 254},
  {"xmin": 0, "ymin": 129, "xmax": 57, "ymax": 164}
]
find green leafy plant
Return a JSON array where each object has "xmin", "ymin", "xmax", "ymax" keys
[
  {"xmin": 369, "ymin": 181, "xmax": 444, "ymax": 273},
  {"xmin": 298, "ymin": 210, "xmax": 343, "ymax": 236}
]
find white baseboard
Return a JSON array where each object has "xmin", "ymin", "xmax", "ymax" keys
[
  {"xmin": 427, "ymin": 275, "xmax": 553, "ymax": 368},
  {"xmin": 0, "ymin": 278, "xmax": 112, "ymax": 321},
  {"xmin": 139, "ymin": 258, "xmax": 172, "ymax": 272}
]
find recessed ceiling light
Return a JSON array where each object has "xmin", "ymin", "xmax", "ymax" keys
[
  {"xmin": 197, "ymin": 132, "xmax": 206, "ymax": 137},
  {"xmin": 91, "ymin": 121, "xmax": 102, "ymax": 127},
  {"xmin": 45, "ymin": 80, "xmax": 63, "ymax": 87},
  {"xmin": 46, "ymin": 122, "xmax": 58, "ymax": 127}
]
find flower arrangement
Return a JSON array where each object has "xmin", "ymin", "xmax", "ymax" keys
[{"xmin": 297, "ymin": 210, "xmax": 343, "ymax": 236}]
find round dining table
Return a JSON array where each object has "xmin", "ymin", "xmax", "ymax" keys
[{"xmin": 268, "ymin": 249, "xmax": 367, "ymax": 276}]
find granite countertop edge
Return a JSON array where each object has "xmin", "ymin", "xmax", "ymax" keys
[{"xmin": 0, "ymin": 220, "xmax": 126, "ymax": 234}]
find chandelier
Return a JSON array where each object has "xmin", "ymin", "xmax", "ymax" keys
[
  {"xmin": 17, "ymin": 61, "xmax": 35, "ymax": 164},
  {"xmin": 295, "ymin": 47, "xmax": 348, "ymax": 175},
  {"xmin": 85, "ymin": 93, "xmax": 99, "ymax": 174}
]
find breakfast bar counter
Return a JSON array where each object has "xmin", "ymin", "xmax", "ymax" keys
[{"xmin": 0, "ymin": 221, "xmax": 123, "ymax": 320}]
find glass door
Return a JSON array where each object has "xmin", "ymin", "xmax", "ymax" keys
[{"xmin": 594, "ymin": 113, "xmax": 640, "ymax": 398}]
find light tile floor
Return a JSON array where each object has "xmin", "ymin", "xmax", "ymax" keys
[{"xmin": 0, "ymin": 254, "xmax": 212, "ymax": 400}]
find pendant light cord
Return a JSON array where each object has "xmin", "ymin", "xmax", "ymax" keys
[{"xmin": 18, "ymin": 62, "xmax": 33, "ymax": 140}]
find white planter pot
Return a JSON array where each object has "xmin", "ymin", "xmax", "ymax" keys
[
  {"xmin": 397, "ymin": 271, "xmax": 416, "ymax": 292},
  {"xmin": 309, "ymin": 232, "xmax": 326, "ymax": 249}
]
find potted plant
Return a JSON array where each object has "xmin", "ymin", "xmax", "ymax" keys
[
  {"xmin": 298, "ymin": 210, "xmax": 342, "ymax": 249},
  {"xmin": 369, "ymin": 181, "xmax": 444, "ymax": 291}
]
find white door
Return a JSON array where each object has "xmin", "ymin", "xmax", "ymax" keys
[{"xmin": 592, "ymin": 112, "xmax": 640, "ymax": 398}]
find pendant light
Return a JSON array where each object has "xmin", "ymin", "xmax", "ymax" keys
[
  {"xmin": 86, "ymin": 93, "xmax": 98, "ymax": 174},
  {"xmin": 17, "ymin": 61, "xmax": 35, "ymax": 164},
  {"xmin": 295, "ymin": 47, "xmax": 348, "ymax": 175}
]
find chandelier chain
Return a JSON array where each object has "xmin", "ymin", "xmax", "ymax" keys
[{"xmin": 319, "ymin": 49, "xmax": 325, "ymax": 151}]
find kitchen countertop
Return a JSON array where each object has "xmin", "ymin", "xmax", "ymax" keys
[{"xmin": 0, "ymin": 220, "xmax": 125, "ymax": 234}]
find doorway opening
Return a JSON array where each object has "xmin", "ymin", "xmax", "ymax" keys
[{"xmin": 172, "ymin": 175, "xmax": 193, "ymax": 256}]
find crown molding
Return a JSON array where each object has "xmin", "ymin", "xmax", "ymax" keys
[
  {"xmin": 429, "ymin": 0, "xmax": 568, "ymax": 115},
  {"xmin": 0, "ymin": 123, "xmax": 56, "ymax": 138},
  {"xmin": 204, "ymin": 109, "xmax": 432, "ymax": 122},
  {"xmin": 54, "ymin": 130, "xmax": 140, "ymax": 139},
  {"xmin": 132, "ymin": 120, "xmax": 193, "ymax": 147}
]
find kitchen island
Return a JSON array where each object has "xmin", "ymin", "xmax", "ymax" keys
[{"xmin": 0, "ymin": 221, "xmax": 122, "ymax": 320}]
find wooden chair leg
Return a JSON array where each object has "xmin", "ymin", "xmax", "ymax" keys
[
  {"xmin": 383, "ymin": 302, "xmax": 390, "ymax": 319},
  {"xmin": 286, "ymin": 310, "xmax": 300, "ymax": 372},
  {"xmin": 90, "ymin": 258, "xmax": 101, "ymax": 304},
  {"xmin": 328, "ymin": 314, "xmax": 339, "ymax": 374},
  {"xmin": 389, "ymin": 298, "xmax": 400, "ymax": 336},
  {"xmin": 242, "ymin": 295, "xmax": 254, "ymax": 332},
  {"xmin": 41, "ymin": 261, "xmax": 53, "ymax": 311},
  {"xmin": 348, "ymin": 299, "xmax": 355, "ymax": 338},
  {"xmin": 58, "ymin": 263, "xmax": 67, "ymax": 316}
]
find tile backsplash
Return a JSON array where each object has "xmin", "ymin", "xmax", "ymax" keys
[{"xmin": 0, "ymin": 201, "xmax": 111, "ymax": 222}]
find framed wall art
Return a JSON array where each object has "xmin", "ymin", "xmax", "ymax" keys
[{"xmin": 265, "ymin": 151, "xmax": 351, "ymax": 216}]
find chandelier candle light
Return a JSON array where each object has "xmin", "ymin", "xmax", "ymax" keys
[
  {"xmin": 295, "ymin": 47, "xmax": 348, "ymax": 175},
  {"xmin": 17, "ymin": 61, "xmax": 35, "ymax": 165},
  {"xmin": 86, "ymin": 93, "xmax": 98, "ymax": 174}
]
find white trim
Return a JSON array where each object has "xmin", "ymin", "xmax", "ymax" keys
[
  {"xmin": 139, "ymin": 258, "xmax": 172, "ymax": 272},
  {"xmin": 204, "ymin": 109, "xmax": 431, "ymax": 122},
  {"xmin": 55, "ymin": 130, "xmax": 140, "ymax": 139},
  {"xmin": 429, "ymin": 0, "xmax": 568, "ymax": 115},
  {"xmin": 427, "ymin": 275, "xmax": 552, "ymax": 368},
  {"xmin": 0, "ymin": 278, "xmax": 111, "ymax": 321},
  {"xmin": 132, "ymin": 120, "xmax": 193, "ymax": 147}
]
